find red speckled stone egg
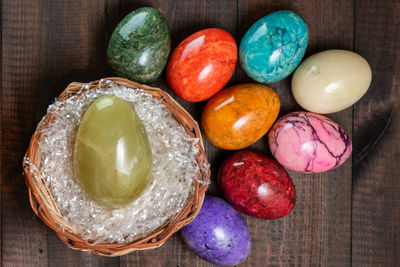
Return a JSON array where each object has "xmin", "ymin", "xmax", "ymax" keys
[
  {"xmin": 219, "ymin": 151, "xmax": 296, "ymax": 220},
  {"xmin": 166, "ymin": 28, "xmax": 237, "ymax": 102}
]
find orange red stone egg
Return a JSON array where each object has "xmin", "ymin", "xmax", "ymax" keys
[
  {"xmin": 166, "ymin": 28, "xmax": 237, "ymax": 102},
  {"xmin": 201, "ymin": 83, "xmax": 280, "ymax": 150}
]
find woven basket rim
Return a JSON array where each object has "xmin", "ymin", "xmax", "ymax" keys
[{"xmin": 23, "ymin": 77, "xmax": 210, "ymax": 257}]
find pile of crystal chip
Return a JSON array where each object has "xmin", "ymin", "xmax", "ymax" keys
[{"xmin": 31, "ymin": 80, "xmax": 207, "ymax": 244}]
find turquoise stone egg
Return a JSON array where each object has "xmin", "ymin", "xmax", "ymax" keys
[
  {"xmin": 239, "ymin": 10, "xmax": 308, "ymax": 83},
  {"xmin": 74, "ymin": 96, "xmax": 153, "ymax": 208},
  {"xmin": 107, "ymin": 7, "xmax": 171, "ymax": 83}
]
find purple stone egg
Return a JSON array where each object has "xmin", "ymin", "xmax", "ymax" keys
[{"xmin": 181, "ymin": 196, "xmax": 251, "ymax": 266}]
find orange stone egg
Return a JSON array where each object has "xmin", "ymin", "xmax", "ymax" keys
[{"xmin": 201, "ymin": 83, "xmax": 280, "ymax": 150}]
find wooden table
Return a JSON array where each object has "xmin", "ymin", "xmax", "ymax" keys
[{"xmin": 2, "ymin": 0, "xmax": 399, "ymax": 266}]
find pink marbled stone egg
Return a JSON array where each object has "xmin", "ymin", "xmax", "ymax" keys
[{"xmin": 268, "ymin": 112, "xmax": 352, "ymax": 173}]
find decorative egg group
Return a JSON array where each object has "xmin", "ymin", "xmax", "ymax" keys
[
  {"xmin": 240, "ymin": 10, "xmax": 309, "ymax": 83},
  {"xmin": 219, "ymin": 151, "xmax": 296, "ymax": 219},
  {"xmin": 292, "ymin": 49, "xmax": 372, "ymax": 114},
  {"xmin": 96, "ymin": 6, "xmax": 371, "ymax": 265},
  {"xmin": 107, "ymin": 7, "xmax": 171, "ymax": 83},
  {"xmin": 167, "ymin": 28, "xmax": 237, "ymax": 102},
  {"xmin": 201, "ymin": 83, "xmax": 280, "ymax": 150},
  {"xmin": 74, "ymin": 96, "xmax": 153, "ymax": 207},
  {"xmin": 181, "ymin": 196, "xmax": 251, "ymax": 266},
  {"xmin": 268, "ymin": 111, "xmax": 352, "ymax": 173}
]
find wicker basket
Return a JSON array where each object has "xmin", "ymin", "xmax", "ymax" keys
[{"xmin": 23, "ymin": 77, "xmax": 210, "ymax": 256}]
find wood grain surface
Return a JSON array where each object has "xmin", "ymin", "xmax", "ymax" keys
[{"xmin": 1, "ymin": 0, "xmax": 399, "ymax": 266}]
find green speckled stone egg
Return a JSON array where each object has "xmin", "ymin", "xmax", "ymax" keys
[
  {"xmin": 74, "ymin": 96, "xmax": 153, "ymax": 208},
  {"xmin": 107, "ymin": 7, "xmax": 171, "ymax": 83}
]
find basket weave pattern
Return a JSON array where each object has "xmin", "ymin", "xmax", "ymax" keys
[{"xmin": 23, "ymin": 77, "xmax": 210, "ymax": 256}]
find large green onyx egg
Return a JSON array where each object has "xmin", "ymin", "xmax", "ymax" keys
[
  {"xmin": 107, "ymin": 7, "xmax": 171, "ymax": 83},
  {"xmin": 74, "ymin": 96, "xmax": 153, "ymax": 207}
]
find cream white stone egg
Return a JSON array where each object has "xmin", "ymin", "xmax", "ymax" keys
[{"xmin": 291, "ymin": 49, "xmax": 372, "ymax": 114}]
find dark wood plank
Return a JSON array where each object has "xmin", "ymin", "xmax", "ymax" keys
[
  {"xmin": 1, "ymin": 0, "xmax": 119, "ymax": 266},
  {"xmin": 237, "ymin": 1, "xmax": 354, "ymax": 265},
  {"xmin": 2, "ymin": 1, "xmax": 49, "ymax": 265},
  {"xmin": 0, "ymin": 0, "xmax": 3, "ymax": 262},
  {"xmin": 352, "ymin": 1, "xmax": 400, "ymax": 266}
]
